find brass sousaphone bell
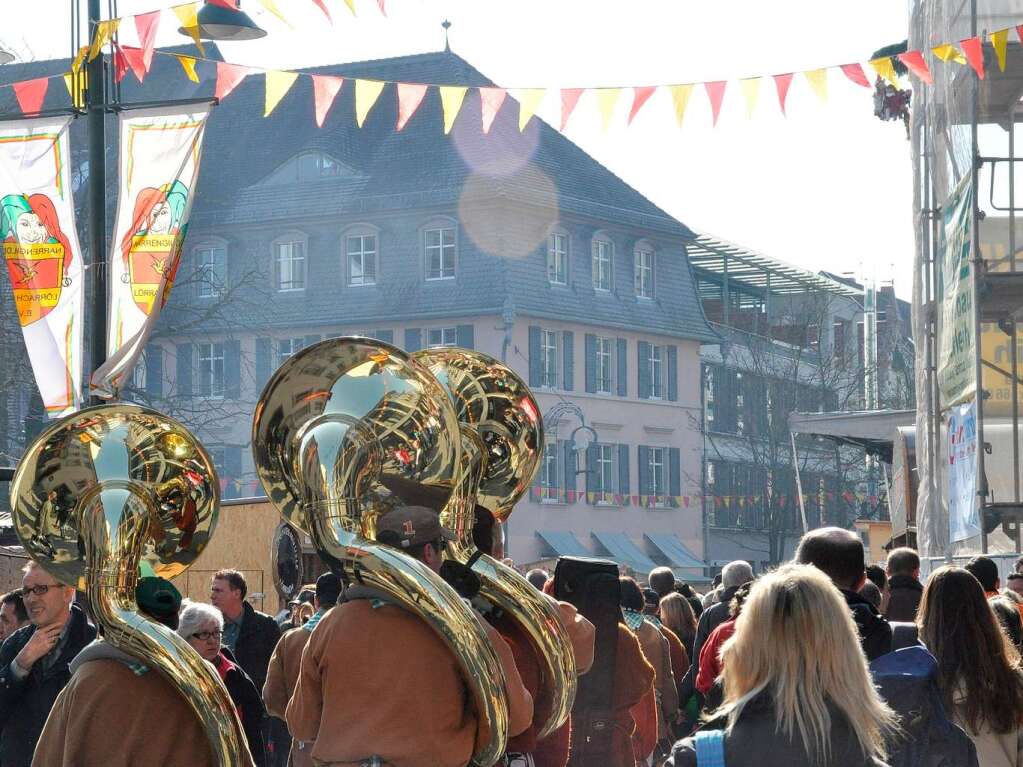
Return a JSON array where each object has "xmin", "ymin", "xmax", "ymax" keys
[
  {"xmin": 10, "ymin": 404, "xmax": 252, "ymax": 766},
  {"xmin": 251, "ymin": 338, "xmax": 510, "ymax": 766}
]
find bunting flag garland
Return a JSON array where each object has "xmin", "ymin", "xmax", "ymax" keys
[
  {"xmin": 739, "ymin": 77, "xmax": 760, "ymax": 117},
  {"xmin": 774, "ymin": 73, "xmax": 793, "ymax": 114},
  {"xmin": 63, "ymin": 72, "xmax": 87, "ymax": 109},
  {"xmin": 840, "ymin": 63, "xmax": 871, "ymax": 87},
  {"xmin": 869, "ymin": 57, "xmax": 900, "ymax": 87},
  {"xmin": 173, "ymin": 4, "xmax": 205, "ymax": 55},
  {"xmin": 176, "ymin": 55, "xmax": 200, "ymax": 83},
  {"xmin": 991, "ymin": 28, "xmax": 1009, "ymax": 72},
  {"xmin": 264, "ymin": 69, "xmax": 298, "ymax": 116},
  {"xmin": 597, "ymin": 87, "xmax": 621, "ymax": 131},
  {"xmin": 378, "ymin": 0, "xmax": 387, "ymax": 15},
  {"xmin": 312, "ymin": 74, "xmax": 344, "ymax": 127},
  {"xmin": 342, "ymin": 0, "xmax": 357, "ymax": 15},
  {"xmin": 215, "ymin": 62, "xmax": 252, "ymax": 101},
  {"xmin": 134, "ymin": 10, "xmax": 161, "ymax": 72},
  {"xmin": 71, "ymin": 46, "xmax": 88, "ymax": 75},
  {"xmin": 514, "ymin": 88, "xmax": 545, "ymax": 131},
  {"xmin": 89, "ymin": 19, "xmax": 119, "ymax": 61},
  {"xmin": 479, "ymin": 87, "xmax": 507, "ymax": 134},
  {"xmin": 259, "ymin": 0, "xmax": 292, "ymax": 28},
  {"xmin": 961, "ymin": 36, "xmax": 985, "ymax": 79},
  {"xmin": 560, "ymin": 88, "xmax": 584, "ymax": 131},
  {"xmin": 397, "ymin": 82, "xmax": 428, "ymax": 131},
  {"xmin": 12, "ymin": 79, "xmax": 48, "ymax": 116},
  {"xmin": 704, "ymin": 80, "xmax": 726, "ymax": 126},
  {"xmin": 112, "ymin": 46, "xmax": 131, "ymax": 84},
  {"xmin": 628, "ymin": 86, "xmax": 656, "ymax": 125},
  {"xmin": 310, "ymin": 0, "xmax": 333, "ymax": 23},
  {"xmin": 898, "ymin": 50, "xmax": 933, "ymax": 84},
  {"xmin": 119, "ymin": 46, "xmax": 149, "ymax": 83},
  {"xmin": 439, "ymin": 85, "xmax": 468, "ymax": 133},
  {"xmin": 669, "ymin": 83, "xmax": 693, "ymax": 127},
  {"xmin": 804, "ymin": 67, "xmax": 828, "ymax": 101},
  {"xmin": 932, "ymin": 43, "xmax": 966, "ymax": 64},
  {"xmin": 355, "ymin": 79, "xmax": 385, "ymax": 127}
]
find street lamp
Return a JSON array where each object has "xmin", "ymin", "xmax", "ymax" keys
[
  {"xmin": 178, "ymin": 1, "xmax": 267, "ymax": 42},
  {"xmin": 0, "ymin": 48, "xmax": 14, "ymax": 65},
  {"xmin": 543, "ymin": 401, "xmax": 598, "ymax": 476}
]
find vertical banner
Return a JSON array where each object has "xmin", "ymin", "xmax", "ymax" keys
[
  {"xmin": 0, "ymin": 117, "xmax": 84, "ymax": 417},
  {"xmin": 91, "ymin": 105, "xmax": 210, "ymax": 397},
  {"xmin": 948, "ymin": 399, "xmax": 980, "ymax": 543},
  {"xmin": 937, "ymin": 174, "xmax": 975, "ymax": 407}
]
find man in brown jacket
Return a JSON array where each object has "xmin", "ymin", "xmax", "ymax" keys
[
  {"xmin": 263, "ymin": 572, "xmax": 341, "ymax": 767},
  {"xmin": 285, "ymin": 504, "xmax": 532, "ymax": 767}
]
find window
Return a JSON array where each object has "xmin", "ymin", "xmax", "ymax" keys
[
  {"xmin": 648, "ymin": 345, "xmax": 665, "ymax": 399},
  {"xmin": 277, "ymin": 337, "xmax": 305, "ymax": 366},
  {"xmin": 647, "ymin": 447, "xmax": 666, "ymax": 497},
  {"xmin": 592, "ymin": 238, "xmax": 613, "ymax": 291},
  {"xmin": 130, "ymin": 353, "xmax": 147, "ymax": 391},
  {"xmin": 595, "ymin": 444, "xmax": 617, "ymax": 497},
  {"xmin": 635, "ymin": 245, "xmax": 654, "ymax": 298},
  {"xmin": 540, "ymin": 330, "xmax": 559, "ymax": 388},
  {"xmin": 196, "ymin": 245, "xmax": 226, "ymax": 298},
  {"xmin": 425, "ymin": 226, "xmax": 456, "ymax": 280},
  {"xmin": 208, "ymin": 446, "xmax": 226, "ymax": 475},
  {"xmin": 346, "ymin": 233, "xmax": 377, "ymax": 286},
  {"xmin": 198, "ymin": 342, "xmax": 225, "ymax": 398},
  {"xmin": 428, "ymin": 327, "xmax": 457, "ymax": 347},
  {"xmin": 703, "ymin": 365, "xmax": 715, "ymax": 431},
  {"xmin": 540, "ymin": 443, "xmax": 561, "ymax": 502},
  {"xmin": 548, "ymin": 232, "xmax": 568, "ymax": 284},
  {"xmin": 265, "ymin": 152, "xmax": 346, "ymax": 184},
  {"xmin": 595, "ymin": 337, "xmax": 613, "ymax": 394},
  {"xmin": 275, "ymin": 239, "xmax": 306, "ymax": 291}
]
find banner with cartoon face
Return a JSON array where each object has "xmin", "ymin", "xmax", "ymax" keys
[
  {"xmin": 0, "ymin": 117, "xmax": 84, "ymax": 417},
  {"xmin": 92, "ymin": 105, "xmax": 210, "ymax": 398}
]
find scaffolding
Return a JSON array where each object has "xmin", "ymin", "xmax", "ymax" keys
[{"xmin": 912, "ymin": 0, "xmax": 1023, "ymax": 556}]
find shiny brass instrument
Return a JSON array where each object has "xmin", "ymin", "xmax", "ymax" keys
[
  {"xmin": 412, "ymin": 347, "xmax": 578, "ymax": 738},
  {"xmin": 251, "ymin": 337, "xmax": 510, "ymax": 766},
  {"xmin": 9, "ymin": 404, "xmax": 252, "ymax": 766}
]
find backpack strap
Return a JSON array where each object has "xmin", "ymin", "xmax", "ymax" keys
[{"xmin": 693, "ymin": 730, "xmax": 726, "ymax": 767}]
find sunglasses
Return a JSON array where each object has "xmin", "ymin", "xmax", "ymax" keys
[
  {"xmin": 191, "ymin": 630, "xmax": 223, "ymax": 642},
  {"xmin": 23, "ymin": 584, "xmax": 61, "ymax": 597}
]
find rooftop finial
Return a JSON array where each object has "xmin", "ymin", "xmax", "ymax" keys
[{"xmin": 442, "ymin": 19, "xmax": 452, "ymax": 53}]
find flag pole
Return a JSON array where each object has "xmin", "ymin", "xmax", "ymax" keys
[{"xmin": 86, "ymin": 0, "xmax": 108, "ymax": 405}]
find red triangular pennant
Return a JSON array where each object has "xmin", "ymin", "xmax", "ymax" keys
[
  {"xmin": 396, "ymin": 82, "xmax": 428, "ymax": 131},
  {"xmin": 1017, "ymin": 25, "xmax": 1023, "ymax": 43},
  {"xmin": 120, "ymin": 46, "xmax": 149, "ymax": 83},
  {"xmin": 627, "ymin": 86, "xmax": 656, "ymax": 124},
  {"xmin": 134, "ymin": 11, "xmax": 161, "ymax": 72},
  {"xmin": 960, "ymin": 37, "xmax": 985, "ymax": 79},
  {"xmin": 480, "ymin": 87, "xmax": 507, "ymax": 134},
  {"xmin": 377, "ymin": 0, "xmax": 387, "ymax": 14},
  {"xmin": 312, "ymin": 75, "xmax": 344, "ymax": 127},
  {"xmin": 560, "ymin": 88, "xmax": 584, "ymax": 131},
  {"xmin": 773, "ymin": 73, "xmax": 793, "ymax": 115},
  {"xmin": 897, "ymin": 50, "xmax": 933, "ymax": 85},
  {"xmin": 13, "ymin": 77, "xmax": 48, "ymax": 115},
  {"xmin": 840, "ymin": 63, "xmax": 871, "ymax": 88},
  {"xmin": 215, "ymin": 62, "xmax": 252, "ymax": 101},
  {"xmin": 112, "ymin": 44, "xmax": 130, "ymax": 83},
  {"xmin": 704, "ymin": 80, "xmax": 726, "ymax": 126},
  {"xmin": 311, "ymin": 0, "xmax": 333, "ymax": 23}
]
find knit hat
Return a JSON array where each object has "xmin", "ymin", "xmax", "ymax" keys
[{"xmin": 136, "ymin": 577, "xmax": 182, "ymax": 622}]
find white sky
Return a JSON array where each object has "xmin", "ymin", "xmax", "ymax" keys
[{"xmin": 11, "ymin": 0, "xmax": 915, "ymax": 296}]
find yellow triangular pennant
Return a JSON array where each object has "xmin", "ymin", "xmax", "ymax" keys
[
  {"xmin": 176, "ymin": 55, "xmax": 200, "ymax": 83},
  {"xmin": 740, "ymin": 77, "xmax": 760, "ymax": 118},
  {"xmin": 869, "ymin": 57, "xmax": 900, "ymax": 87},
  {"xmin": 991, "ymin": 28, "xmax": 1009, "ymax": 72},
  {"xmin": 669, "ymin": 84, "xmax": 694, "ymax": 128},
  {"xmin": 71, "ymin": 46, "xmax": 88, "ymax": 74},
  {"xmin": 597, "ymin": 88, "xmax": 621, "ymax": 131},
  {"xmin": 804, "ymin": 68, "xmax": 828, "ymax": 102},
  {"xmin": 264, "ymin": 70, "xmax": 299, "ymax": 117},
  {"xmin": 355, "ymin": 79, "xmax": 385, "ymax": 127},
  {"xmin": 439, "ymin": 85, "xmax": 468, "ymax": 134},
  {"xmin": 932, "ymin": 43, "xmax": 966, "ymax": 64},
  {"xmin": 259, "ymin": 0, "xmax": 293, "ymax": 28},
  {"xmin": 63, "ymin": 72, "xmax": 87, "ymax": 109},
  {"xmin": 174, "ymin": 3, "xmax": 206, "ymax": 56},
  {"xmin": 514, "ymin": 88, "xmax": 545, "ymax": 131},
  {"xmin": 343, "ymin": 0, "xmax": 356, "ymax": 14},
  {"xmin": 88, "ymin": 19, "xmax": 120, "ymax": 61}
]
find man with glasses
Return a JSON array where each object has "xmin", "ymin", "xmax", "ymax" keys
[{"xmin": 0, "ymin": 561, "xmax": 96, "ymax": 767}]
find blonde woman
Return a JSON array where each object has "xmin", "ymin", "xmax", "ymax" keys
[
  {"xmin": 660, "ymin": 591, "xmax": 698, "ymax": 663},
  {"xmin": 667, "ymin": 565, "xmax": 896, "ymax": 767}
]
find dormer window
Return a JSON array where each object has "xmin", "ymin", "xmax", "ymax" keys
[{"xmin": 264, "ymin": 151, "xmax": 350, "ymax": 185}]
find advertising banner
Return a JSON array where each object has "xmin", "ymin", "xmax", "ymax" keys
[
  {"xmin": 948, "ymin": 399, "xmax": 981, "ymax": 544},
  {"xmin": 937, "ymin": 174, "xmax": 976, "ymax": 408},
  {"xmin": 0, "ymin": 117, "xmax": 84, "ymax": 417},
  {"xmin": 91, "ymin": 104, "xmax": 210, "ymax": 398}
]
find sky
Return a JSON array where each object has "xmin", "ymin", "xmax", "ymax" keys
[{"xmin": 11, "ymin": 0, "xmax": 916, "ymax": 296}]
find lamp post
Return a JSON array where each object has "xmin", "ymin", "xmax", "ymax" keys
[{"xmin": 542, "ymin": 401, "xmax": 598, "ymax": 477}]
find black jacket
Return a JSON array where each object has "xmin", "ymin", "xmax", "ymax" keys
[
  {"xmin": 884, "ymin": 574, "xmax": 923, "ymax": 623},
  {"xmin": 667, "ymin": 692, "xmax": 890, "ymax": 767},
  {"xmin": 232, "ymin": 601, "xmax": 281, "ymax": 693},
  {"xmin": 842, "ymin": 588, "xmax": 893, "ymax": 661},
  {"xmin": 677, "ymin": 585, "xmax": 740, "ymax": 704},
  {"xmin": 220, "ymin": 648, "xmax": 268, "ymax": 767},
  {"xmin": 0, "ymin": 604, "xmax": 97, "ymax": 767}
]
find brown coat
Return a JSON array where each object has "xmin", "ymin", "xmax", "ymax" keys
[
  {"xmin": 660, "ymin": 625, "xmax": 689, "ymax": 698},
  {"xmin": 634, "ymin": 619, "xmax": 678, "ymax": 740},
  {"xmin": 263, "ymin": 625, "xmax": 314, "ymax": 767},
  {"xmin": 33, "ymin": 653, "xmax": 217, "ymax": 767},
  {"xmin": 286, "ymin": 598, "xmax": 479, "ymax": 767}
]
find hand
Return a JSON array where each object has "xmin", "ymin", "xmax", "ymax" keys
[{"xmin": 15, "ymin": 624, "xmax": 62, "ymax": 671}]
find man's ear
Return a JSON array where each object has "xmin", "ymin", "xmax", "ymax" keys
[{"xmin": 911, "ymin": 567, "xmax": 920, "ymax": 580}]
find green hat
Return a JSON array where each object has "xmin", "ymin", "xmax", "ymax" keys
[{"xmin": 135, "ymin": 577, "xmax": 182, "ymax": 620}]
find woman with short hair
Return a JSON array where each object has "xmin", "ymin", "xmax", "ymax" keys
[
  {"xmin": 667, "ymin": 564, "xmax": 896, "ymax": 767},
  {"xmin": 918, "ymin": 566, "xmax": 1023, "ymax": 767},
  {"xmin": 178, "ymin": 601, "xmax": 267, "ymax": 767}
]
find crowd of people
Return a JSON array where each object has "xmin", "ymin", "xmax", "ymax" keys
[{"xmin": 4, "ymin": 512, "xmax": 1023, "ymax": 765}]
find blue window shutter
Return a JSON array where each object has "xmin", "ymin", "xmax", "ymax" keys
[
  {"xmin": 404, "ymin": 328, "xmax": 422, "ymax": 352},
  {"xmin": 176, "ymin": 343, "xmax": 193, "ymax": 397},
  {"xmin": 224, "ymin": 446, "xmax": 243, "ymax": 500},
  {"xmin": 145, "ymin": 346, "xmax": 163, "ymax": 399},
  {"xmin": 457, "ymin": 324, "xmax": 475, "ymax": 349},
  {"xmin": 618, "ymin": 443, "xmax": 630, "ymax": 496},
  {"xmin": 638, "ymin": 445, "xmax": 650, "ymax": 496},
  {"xmin": 304, "ymin": 334, "xmax": 321, "ymax": 350},
  {"xmin": 637, "ymin": 341, "xmax": 651, "ymax": 399},
  {"xmin": 669, "ymin": 447, "xmax": 681, "ymax": 506},
  {"xmin": 528, "ymin": 326, "xmax": 542, "ymax": 387},
  {"xmin": 616, "ymin": 338, "xmax": 628, "ymax": 397},
  {"xmin": 256, "ymin": 337, "xmax": 272, "ymax": 390},
  {"xmin": 667, "ymin": 345, "xmax": 678, "ymax": 402},
  {"xmin": 584, "ymin": 334, "xmax": 597, "ymax": 393},
  {"xmin": 562, "ymin": 331, "xmax": 574, "ymax": 391},
  {"xmin": 585, "ymin": 444, "xmax": 598, "ymax": 496},
  {"xmin": 561, "ymin": 439, "xmax": 575, "ymax": 498},
  {"xmin": 376, "ymin": 329, "xmax": 394, "ymax": 344},
  {"xmin": 224, "ymin": 340, "xmax": 241, "ymax": 399}
]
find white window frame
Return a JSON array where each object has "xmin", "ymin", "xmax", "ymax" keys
[
  {"xmin": 424, "ymin": 223, "xmax": 457, "ymax": 281},
  {"xmin": 195, "ymin": 243, "xmax": 227, "ymax": 298},
  {"xmin": 540, "ymin": 442, "xmax": 561, "ymax": 503},
  {"xmin": 595, "ymin": 336, "xmax": 614, "ymax": 394},
  {"xmin": 595, "ymin": 443, "xmax": 617, "ymax": 502},
  {"xmin": 274, "ymin": 236, "xmax": 306, "ymax": 292},
  {"xmin": 635, "ymin": 243, "xmax": 654, "ymax": 299},
  {"xmin": 427, "ymin": 327, "xmax": 458, "ymax": 347},
  {"xmin": 130, "ymin": 352, "xmax": 147, "ymax": 392},
  {"xmin": 648, "ymin": 446, "xmax": 666, "ymax": 505},
  {"xmin": 207, "ymin": 446, "xmax": 227, "ymax": 475},
  {"xmin": 540, "ymin": 329, "xmax": 559, "ymax": 389},
  {"xmin": 648, "ymin": 344, "xmax": 665, "ymax": 400},
  {"xmin": 548, "ymin": 231, "xmax": 569, "ymax": 285},
  {"xmin": 592, "ymin": 237, "xmax": 613, "ymax": 292},
  {"xmin": 277, "ymin": 337, "xmax": 305, "ymax": 367},
  {"xmin": 345, "ymin": 226, "xmax": 378, "ymax": 287},
  {"xmin": 197, "ymin": 342, "xmax": 225, "ymax": 399}
]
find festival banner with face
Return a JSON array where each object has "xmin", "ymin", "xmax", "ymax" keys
[
  {"xmin": 92, "ymin": 105, "xmax": 210, "ymax": 398},
  {"xmin": 0, "ymin": 117, "xmax": 84, "ymax": 417}
]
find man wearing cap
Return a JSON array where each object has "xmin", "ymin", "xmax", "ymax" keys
[
  {"xmin": 33, "ymin": 577, "xmax": 221, "ymax": 766},
  {"xmin": 286, "ymin": 503, "xmax": 533, "ymax": 767},
  {"xmin": 264, "ymin": 572, "xmax": 341, "ymax": 767}
]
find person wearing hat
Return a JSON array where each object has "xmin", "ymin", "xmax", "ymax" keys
[
  {"xmin": 263, "ymin": 572, "xmax": 342, "ymax": 767},
  {"xmin": 286, "ymin": 503, "xmax": 532, "ymax": 767},
  {"xmin": 33, "ymin": 577, "xmax": 223, "ymax": 766}
]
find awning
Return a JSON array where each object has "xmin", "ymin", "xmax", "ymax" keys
[
  {"xmin": 787, "ymin": 409, "xmax": 916, "ymax": 462},
  {"xmin": 591, "ymin": 532, "xmax": 658, "ymax": 575},
  {"xmin": 535, "ymin": 530, "xmax": 590, "ymax": 558},
  {"xmin": 644, "ymin": 534, "xmax": 705, "ymax": 569}
]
